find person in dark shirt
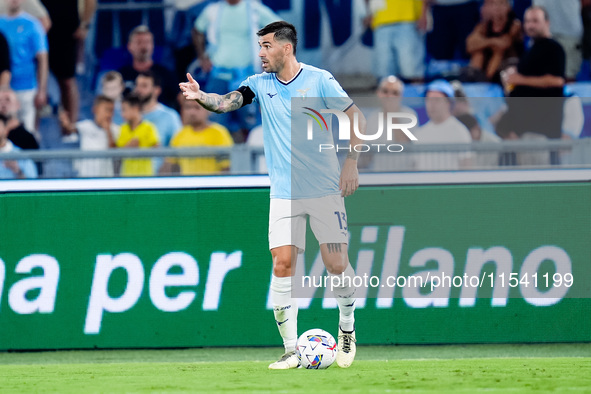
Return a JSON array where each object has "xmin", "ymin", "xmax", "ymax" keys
[
  {"xmin": 505, "ymin": 6, "xmax": 565, "ymax": 98},
  {"xmin": 118, "ymin": 25, "xmax": 177, "ymax": 108},
  {"xmin": 0, "ymin": 31, "xmax": 10, "ymax": 86},
  {"xmin": 0, "ymin": 87, "xmax": 39, "ymax": 150},
  {"xmin": 40, "ymin": 0, "xmax": 96, "ymax": 127},
  {"xmin": 501, "ymin": 5, "xmax": 565, "ymax": 143}
]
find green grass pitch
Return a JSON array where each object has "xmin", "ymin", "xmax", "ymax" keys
[{"xmin": 0, "ymin": 344, "xmax": 589, "ymax": 393}]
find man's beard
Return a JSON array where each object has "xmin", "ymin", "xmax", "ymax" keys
[
  {"xmin": 527, "ymin": 30, "xmax": 544, "ymax": 40},
  {"xmin": 137, "ymin": 51, "xmax": 152, "ymax": 62},
  {"xmin": 268, "ymin": 58, "xmax": 284, "ymax": 74},
  {"xmin": 139, "ymin": 94, "xmax": 152, "ymax": 106}
]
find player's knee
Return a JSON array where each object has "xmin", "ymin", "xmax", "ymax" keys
[
  {"xmin": 273, "ymin": 258, "xmax": 291, "ymax": 276},
  {"xmin": 325, "ymin": 255, "xmax": 347, "ymax": 275},
  {"xmin": 271, "ymin": 248, "xmax": 293, "ymax": 277}
]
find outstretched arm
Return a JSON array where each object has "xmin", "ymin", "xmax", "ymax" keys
[{"xmin": 179, "ymin": 73, "xmax": 243, "ymax": 114}]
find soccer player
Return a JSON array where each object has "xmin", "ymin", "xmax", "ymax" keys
[{"xmin": 179, "ymin": 21, "xmax": 365, "ymax": 370}]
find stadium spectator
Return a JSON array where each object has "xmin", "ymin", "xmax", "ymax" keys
[
  {"xmin": 363, "ymin": 0, "xmax": 427, "ymax": 82},
  {"xmin": 0, "ymin": 0, "xmax": 51, "ymax": 32},
  {"xmin": 501, "ymin": 5, "xmax": 565, "ymax": 154},
  {"xmin": 465, "ymin": 0, "xmax": 523, "ymax": 81},
  {"xmin": 0, "ymin": 113, "xmax": 37, "ymax": 179},
  {"xmin": 40, "ymin": 0, "xmax": 96, "ymax": 126},
  {"xmin": 0, "ymin": 31, "xmax": 10, "ymax": 87},
  {"xmin": 412, "ymin": 79, "xmax": 474, "ymax": 170},
  {"xmin": 425, "ymin": 0, "xmax": 481, "ymax": 60},
  {"xmin": 533, "ymin": 0, "xmax": 583, "ymax": 81},
  {"xmin": 116, "ymin": 92, "xmax": 159, "ymax": 177},
  {"xmin": 0, "ymin": 0, "xmax": 48, "ymax": 135},
  {"xmin": 119, "ymin": 25, "xmax": 177, "ymax": 108},
  {"xmin": 75, "ymin": 0, "xmax": 97, "ymax": 75},
  {"xmin": 457, "ymin": 112, "xmax": 500, "ymax": 143},
  {"xmin": 0, "ymin": 87, "xmax": 39, "ymax": 150},
  {"xmin": 450, "ymin": 80, "xmax": 472, "ymax": 117},
  {"xmin": 450, "ymin": 78, "xmax": 508, "ymax": 136},
  {"xmin": 59, "ymin": 95, "xmax": 118, "ymax": 178},
  {"xmin": 169, "ymin": 0, "xmax": 214, "ymax": 84},
  {"xmin": 194, "ymin": 0, "xmax": 280, "ymax": 140},
  {"xmin": 160, "ymin": 98, "xmax": 233, "ymax": 175},
  {"xmin": 374, "ymin": 76, "xmax": 418, "ymax": 142},
  {"xmin": 134, "ymin": 71, "xmax": 182, "ymax": 147},
  {"xmin": 99, "ymin": 71, "xmax": 124, "ymax": 126},
  {"xmin": 457, "ymin": 112, "xmax": 501, "ymax": 167},
  {"xmin": 504, "ymin": 6, "xmax": 565, "ymax": 98},
  {"xmin": 367, "ymin": 75, "xmax": 418, "ymax": 171}
]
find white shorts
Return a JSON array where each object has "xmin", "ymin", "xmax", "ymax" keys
[
  {"xmin": 268, "ymin": 194, "xmax": 349, "ymax": 252},
  {"xmin": 15, "ymin": 89, "xmax": 37, "ymax": 134}
]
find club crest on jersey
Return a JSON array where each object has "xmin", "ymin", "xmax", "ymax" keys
[{"xmin": 297, "ymin": 88, "xmax": 310, "ymax": 99}]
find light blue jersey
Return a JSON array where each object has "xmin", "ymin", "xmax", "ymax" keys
[
  {"xmin": 240, "ymin": 63, "xmax": 353, "ymax": 199},
  {"xmin": 143, "ymin": 103, "xmax": 183, "ymax": 147},
  {"xmin": 0, "ymin": 12, "xmax": 47, "ymax": 91}
]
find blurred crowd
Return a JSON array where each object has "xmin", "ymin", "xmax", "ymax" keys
[{"xmin": 0, "ymin": 0, "xmax": 588, "ymax": 179}]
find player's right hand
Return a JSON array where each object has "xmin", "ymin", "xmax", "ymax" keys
[{"xmin": 179, "ymin": 73, "xmax": 202, "ymax": 101}]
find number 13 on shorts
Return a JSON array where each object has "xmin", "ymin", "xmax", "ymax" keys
[{"xmin": 334, "ymin": 211, "xmax": 347, "ymax": 231}]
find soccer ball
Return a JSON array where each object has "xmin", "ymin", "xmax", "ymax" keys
[{"xmin": 296, "ymin": 328, "xmax": 337, "ymax": 369}]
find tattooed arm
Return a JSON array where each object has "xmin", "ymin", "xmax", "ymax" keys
[
  {"xmin": 196, "ymin": 90, "xmax": 244, "ymax": 114},
  {"xmin": 179, "ymin": 73, "xmax": 244, "ymax": 114}
]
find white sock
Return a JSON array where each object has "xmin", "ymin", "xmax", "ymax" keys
[
  {"xmin": 271, "ymin": 275, "xmax": 298, "ymax": 353},
  {"xmin": 331, "ymin": 264, "xmax": 356, "ymax": 332}
]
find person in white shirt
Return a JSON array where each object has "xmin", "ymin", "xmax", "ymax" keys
[
  {"xmin": 412, "ymin": 79, "xmax": 474, "ymax": 170},
  {"xmin": 367, "ymin": 75, "xmax": 418, "ymax": 171},
  {"xmin": 60, "ymin": 95, "xmax": 118, "ymax": 177}
]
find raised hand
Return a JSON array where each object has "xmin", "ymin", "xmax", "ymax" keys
[
  {"xmin": 178, "ymin": 73, "xmax": 244, "ymax": 114},
  {"xmin": 179, "ymin": 73, "xmax": 202, "ymax": 101}
]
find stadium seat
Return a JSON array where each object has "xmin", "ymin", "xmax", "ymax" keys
[
  {"xmin": 403, "ymin": 84, "xmax": 426, "ymax": 98},
  {"xmin": 425, "ymin": 59, "xmax": 470, "ymax": 80}
]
